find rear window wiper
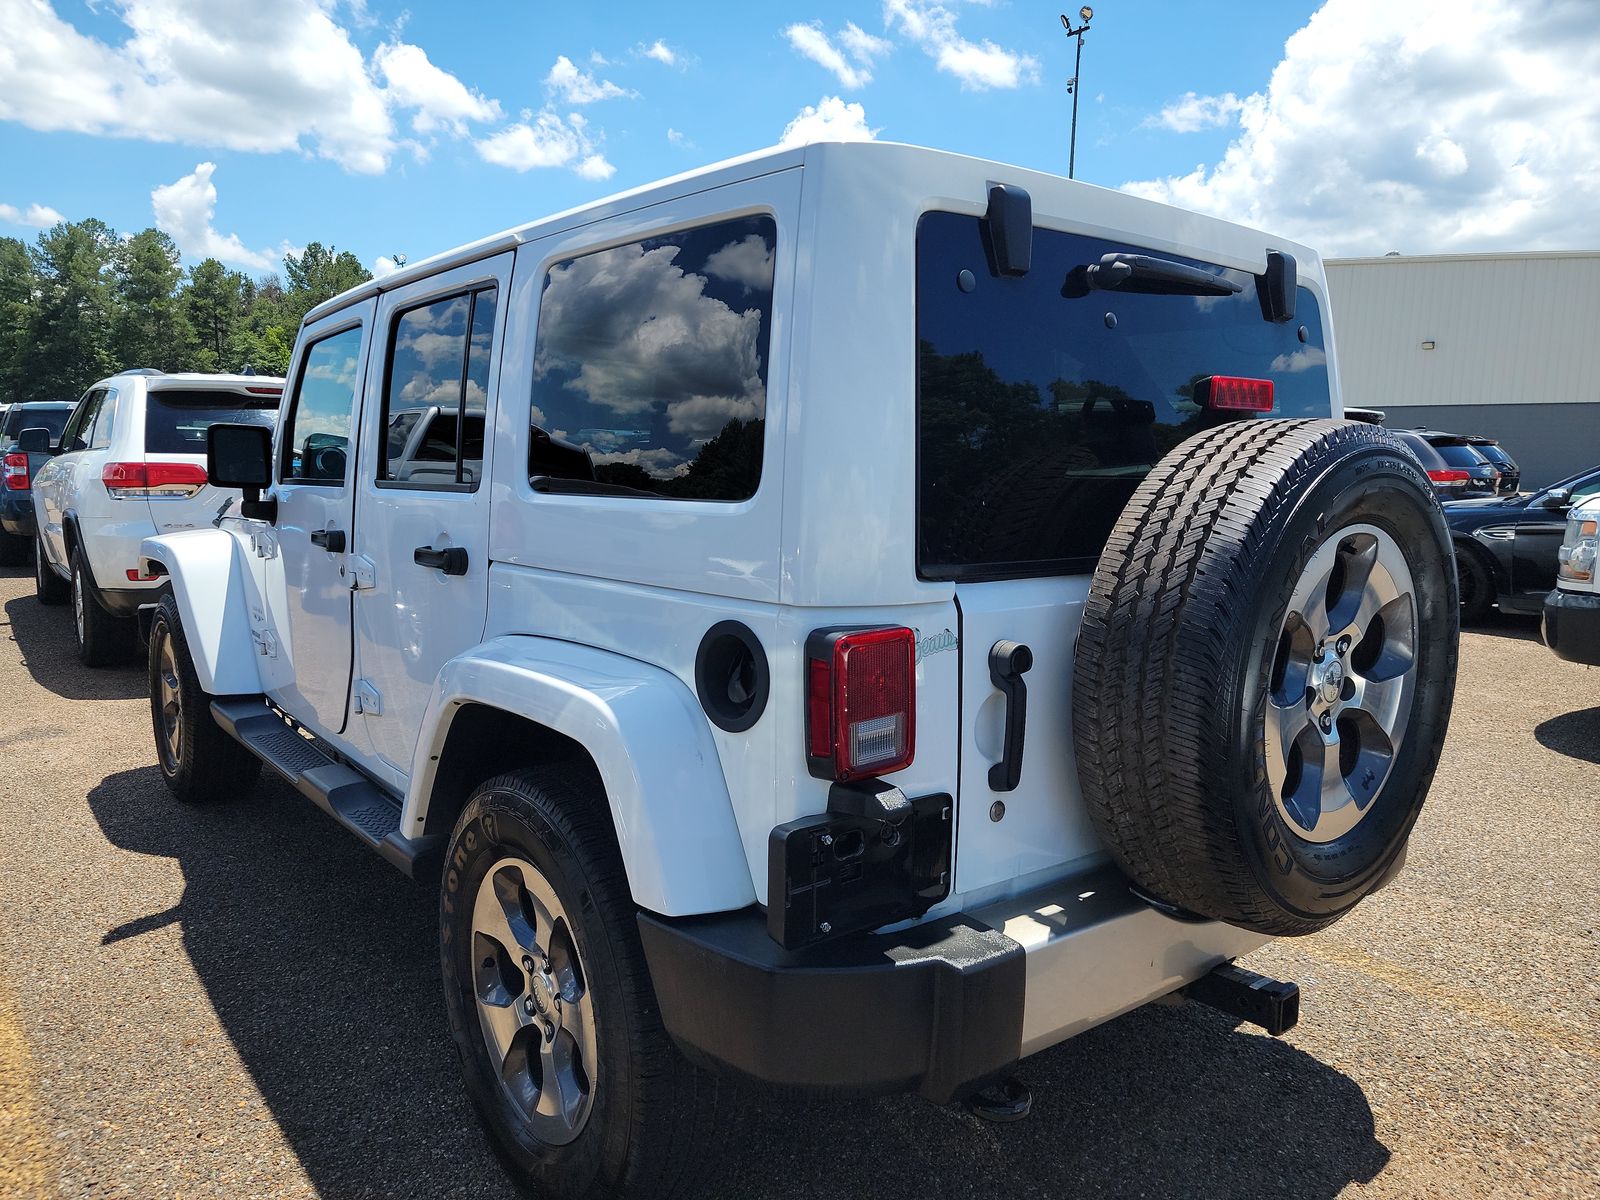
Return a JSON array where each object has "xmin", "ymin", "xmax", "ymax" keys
[{"xmin": 1064, "ymin": 253, "xmax": 1243, "ymax": 299}]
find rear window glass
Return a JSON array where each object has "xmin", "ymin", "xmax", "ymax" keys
[
  {"xmin": 916, "ymin": 212, "xmax": 1332, "ymax": 580},
  {"xmin": 3, "ymin": 406, "xmax": 71, "ymax": 441},
  {"xmin": 1393, "ymin": 433, "xmax": 1445, "ymax": 470},
  {"xmin": 1431, "ymin": 443, "xmax": 1486, "ymax": 469},
  {"xmin": 146, "ymin": 391, "xmax": 276, "ymax": 454}
]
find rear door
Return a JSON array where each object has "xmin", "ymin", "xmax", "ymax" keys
[
  {"xmin": 267, "ymin": 304, "xmax": 376, "ymax": 734},
  {"xmin": 914, "ymin": 212, "xmax": 1336, "ymax": 895},
  {"xmin": 35, "ymin": 387, "xmax": 110, "ymax": 569},
  {"xmin": 351, "ymin": 253, "xmax": 511, "ymax": 778}
]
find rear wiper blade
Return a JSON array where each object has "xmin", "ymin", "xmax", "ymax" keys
[{"xmin": 1064, "ymin": 253, "xmax": 1243, "ymax": 298}]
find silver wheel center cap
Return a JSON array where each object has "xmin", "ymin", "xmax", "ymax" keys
[
  {"xmin": 1317, "ymin": 659, "xmax": 1345, "ymax": 706},
  {"xmin": 530, "ymin": 972, "xmax": 558, "ymax": 1020}
]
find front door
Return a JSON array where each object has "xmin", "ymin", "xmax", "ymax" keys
[
  {"xmin": 266, "ymin": 303, "xmax": 376, "ymax": 734},
  {"xmin": 351, "ymin": 253, "xmax": 512, "ymax": 778}
]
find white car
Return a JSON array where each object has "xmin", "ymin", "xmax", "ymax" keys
[
  {"xmin": 31, "ymin": 370, "xmax": 281, "ymax": 665},
  {"xmin": 1545, "ymin": 494, "xmax": 1600, "ymax": 664},
  {"xmin": 140, "ymin": 142, "xmax": 1458, "ymax": 1200}
]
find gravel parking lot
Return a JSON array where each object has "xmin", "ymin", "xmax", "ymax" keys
[{"xmin": 0, "ymin": 565, "xmax": 1595, "ymax": 1200}]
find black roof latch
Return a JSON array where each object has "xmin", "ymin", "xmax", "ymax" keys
[
  {"xmin": 1257, "ymin": 249, "xmax": 1297, "ymax": 323},
  {"xmin": 984, "ymin": 184, "xmax": 1033, "ymax": 278}
]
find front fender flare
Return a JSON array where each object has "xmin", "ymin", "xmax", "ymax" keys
[
  {"xmin": 140, "ymin": 529, "xmax": 263, "ymax": 696},
  {"xmin": 409, "ymin": 636, "xmax": 756, "ymax": 917}
]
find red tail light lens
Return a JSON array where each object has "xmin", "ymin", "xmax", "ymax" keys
[
  {"xmin": 1196, "ymin": 375, "xmax": 1274, "ymax": 412},
  {"xmin": 1427, "ymin": 468, "xmax": 1470, "ymax": 484},
  {"xmin": 3, "ymin": 451, "xmax": 29, "ymax": 491},
  {"xmin": 805, "ymin": 627, "xmax": 916, "ymax": 781},
  {"xmin": 102, "ymin": 461, "xmax": 209, "ymax": 499}
]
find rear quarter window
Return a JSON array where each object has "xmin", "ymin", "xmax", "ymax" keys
[
  {"xmin": 916, "ymin": 212, "xmax": 1333, "ymax": 580},
  {"xmin": 145, "ymin": 391, "xmax": 277, "ymax": 454}
]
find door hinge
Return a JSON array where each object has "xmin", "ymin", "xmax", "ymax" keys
[
  {"xmin": 251, "ymin": 529, "xmax": 278, "ymax": 559},
  {"xmin": 346, "ymin": 554, "xmax": 377, "ymax": 591},
  {"xmin": 251, "ymin": 627, "xmax": 278, "ymax": 658},
  {"xmin": 353, "ymin": 679, "xmax": 383, "ymax": 715}
]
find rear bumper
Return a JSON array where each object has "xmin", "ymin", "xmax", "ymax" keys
[
  {"xmin": 638, "ymin": 863, "xmax": 1267, "ymax": 1102},
  {"xmin": 0, "ymin": 492, "xmax": 33, "ymax": 537},
  {"xmin": 1543, "ymin": 587, "xmax": 1600, "ymax": 665}
]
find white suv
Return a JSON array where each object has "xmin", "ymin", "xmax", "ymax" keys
[
  {"xmin": 31, "ymin": 370, "xmax": 281, "ymax": 665},
  {"xmin": 140, "ymin": 142, "xmax": 1458, "ymax": 1200}
]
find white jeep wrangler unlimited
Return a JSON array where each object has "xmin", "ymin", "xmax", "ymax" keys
[{"xmin": 140, "ymin": 142, "xmax": 1458, "ymax": 1199}]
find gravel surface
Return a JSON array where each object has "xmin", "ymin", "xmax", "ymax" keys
[{"xmin": 0, "ymin": 565, "xmax": 1595, "ymax": 1199}]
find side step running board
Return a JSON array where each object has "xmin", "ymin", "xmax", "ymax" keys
[
  {"xmin": 1185, "ymin": 963, "xmax": 1301, "ymax": 1036},
  {"xmin": 210, "ymin": 698, "xmax": 442, "ymax": 880}
]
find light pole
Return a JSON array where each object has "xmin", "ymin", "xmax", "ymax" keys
[{"xmin": 1060, "ymin": 7, "xmax": 1094, "ymax": 179}]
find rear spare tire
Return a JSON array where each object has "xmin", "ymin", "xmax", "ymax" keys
[{"xmin": 1072, "ymin": 418, "xmax": 1458, "ymax": 936}]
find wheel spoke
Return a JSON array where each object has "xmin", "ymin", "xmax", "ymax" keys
[
  {"xmin": 1264, "ymin": 698, "xmax": 1313, "ymax": 794},
  {"xmin": 477, "ymin": 992, "xmax": 531, "ymax": 1071},
  {"xmin": 473, "ymin": 868, "xmax": 538, "ymax": 959},
  {"xmin": 1351, "ymin": 671, "xmax": 1408, "ymax": 740},
  {"xmin": 535, "ymin": 1029, "xmax": 589, "ymax": 1135},
  {"xmin": 1307, "ymin": 730, "xmax": 1353, "ymax": 829}
]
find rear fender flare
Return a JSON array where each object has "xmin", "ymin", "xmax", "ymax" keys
[
  {"xmin": 139, "ymin": 529, "xmax": 263, "ymax": 695},
  {"xmin": 408, "ymin": 636, "xmax": 755, "ymax": 916}
]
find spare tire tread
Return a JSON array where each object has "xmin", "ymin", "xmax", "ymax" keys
[{"xmin": 1075, "ymin": 418, "xmax": 1434, "ymax": 936}]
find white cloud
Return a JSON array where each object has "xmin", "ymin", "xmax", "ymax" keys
[
  {"xmin": 1121, "ymin": 0, "xmax": 1600, "ymax": 256},
  {"xmin": 779, "ymin": 96, "xmax": 878, "ymax": 148},
  {"xmin": 784, "ymin": 21, "xmax": 891, "ymax": 90},
  {"xmin": 0, "ymin": 0, "xmax": 501, "ymax": 174},
  {"xmin": 666, "ymin": 127, "xmax": 690, "ymax": 148},
  {"xmin": 374, "ymin": 255, "xmax": 401, "ymax": 278},
  {"xmin": 1144, "ymin": 91, "xmax": 1250, "ymax": 134},
  {"xmin": 639, "ymin": 39, "xmax": 678, "ymax": 66},
  {"xmin": 476, "ymin": 111, "xmax": 614, "ymax": 180},
  {"xmin": 704, "ymin": 234, "xmax": 774, "ymax": 291},
  {"xmin": 151, "ymin": 162, "xmax": 281, "ymax": 270},
  {"xmin": 544, "ymin": 55, "xmax": 631, "ymax": 105},
  {"xmin": 374, "ymin": 42, "xmax": 502, "ymax": 136},
  {"xmin": 0, "ymin": 201, "xmax": 64, "ymax": 229},
  {"xmin": 883, "ymin": 0, "xmax": 1037, "ymax": 90}
]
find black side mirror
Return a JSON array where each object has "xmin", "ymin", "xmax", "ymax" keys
[
  {"xmin": 16, "ymin": 427, "xmax": 53, "ymax": 455},
  {"xmin": 1542, "ymin": 488, "xmax": 1571, "ymax": 510},
  {"xmin": 206, "ymin": 423, "xmax": 275, "ymax": 521}
]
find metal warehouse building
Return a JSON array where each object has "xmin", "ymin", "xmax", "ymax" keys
[{"xmin": 1326, "ymin": 251, "xmax": 1600, "ymax": 488}]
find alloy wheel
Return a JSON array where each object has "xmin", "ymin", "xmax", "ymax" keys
[
  {"xmin": 1265, "ymin": 524, "xmax": 1419, "ymax": 843},
  {"xmin": 155, "ymin": 628, "xmax": 183, "ymax": 772}
]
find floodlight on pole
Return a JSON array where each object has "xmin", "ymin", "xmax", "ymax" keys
[{"xmin": 1059, "ymin": 9, "xmax": 1095, "ymax": 179}]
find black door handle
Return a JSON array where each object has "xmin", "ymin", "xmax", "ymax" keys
[
  {"xmin": 309, "ymin": 528, "xmax": 345, "ymax": 552},
  {"xmin": 414, "ymin": 545, "xmax": 468, "ymax": 576},
  {"xmin": 988, "ymin": 640, "xmax": 1033, "ymax": 792}
]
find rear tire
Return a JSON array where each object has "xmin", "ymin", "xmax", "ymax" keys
[
  {"xmin": 1073, "ymin": 418, "xmax": 1458, "ymax": 936},
  {"xmin": 1455, "ymin": 544, "xmax": 1495, "ymax": 623},
  {"xmin": 148, "ymin": 595, "xmax": 262, "ymax": 804},
  {"xmin": 0, "ymin": 531, "xmax": 28, "ymax": 567},
  {"xmin": 441, "ymin": 768, "xmax": 723, "ymax": 1200},
  {"xmin": 33, "ymin": 534, "xmax": 67, "ymax": 605},
  {"xmin": 72, "ymin": 549, "xmax": 133, "ymax": 667}
]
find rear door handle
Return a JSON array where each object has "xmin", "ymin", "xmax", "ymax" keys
[
  {"xmin": 309, "ymin": 528, "xmax": 345, "ymax": 552},
  {"xmin": 414, "ymin": 545, "xmax": 469, "ymax": 576},
  {"xmin": 988, "ymin": 640, "xmax": 1033, "ymax": 792}
]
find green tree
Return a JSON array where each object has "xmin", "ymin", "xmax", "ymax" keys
[
  {"xmin": 111, "ymin": 228, "xmax": 190, "ymax": 372},
  {"xmin": 0, "ymin": 237, "xmax": 37, "ymax": 405},
  {"xmin": 283, "ymin": 242, "xmax": 371, "ymax": 325},
  {"xmin": 184, "ymin": 258, "xmax": 248, "ymax": 372},
  {"xmin": 22, "ymin": 218, "xmax": 119, "ymax": 400}
]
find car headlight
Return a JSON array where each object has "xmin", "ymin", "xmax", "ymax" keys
[{"xmin": 1557, "ymin": 516, "xmax": 1598, "ymax": 583}]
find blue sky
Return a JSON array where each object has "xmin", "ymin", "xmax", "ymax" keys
[{"xmin": 2, "ymin": 0, "xmax": 1595, "ymax": 275}]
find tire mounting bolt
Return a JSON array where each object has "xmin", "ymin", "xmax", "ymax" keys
[
  {"xmin": 819, "ymin": 921, "xmax": 832, "ymax": 934},
  {"xmin": 1319, "ymin": 712, "xmax": 1333, "ymax": 732},
  {"xmin": 1336, "ymin": 635, "xmax": 1351, "ymax": 656},
  {"xmin": 524, "ymin": 997, "xmax": 535, "ymax": 1014}
]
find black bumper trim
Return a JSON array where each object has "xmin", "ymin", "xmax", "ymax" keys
[
  {"xmin": 638, "ymin": 906, "xmax": 1024, "ymax": 1102},
  {"xmin": 1544, "ymin": 587, "xmax": 1600, "ymax": 666}
]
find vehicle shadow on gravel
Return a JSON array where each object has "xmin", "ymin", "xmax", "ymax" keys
[
  {"xmin": 1464, "ymin": 610, "xmax": 1542, "ymax": 642},
  {"xmin": 1, "ymin": 581, "xmax": 145, "ymax": 702},
  {"xmin": 86, "ymin": 765, "xmax": 1390, "ymax": 1200},
  {"xmin": 1534, "ymin": 706, "xmax": 1600, "ymax": 764}
]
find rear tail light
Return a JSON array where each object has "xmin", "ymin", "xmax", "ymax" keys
[
  {"xmin": 3, "ymin": 451, "xmax": 29, "ymax": 491},
  {"xmin": 102, "ymin": 461, "xmax": 209, "ymax": 499},
  {"xmin": 805, "ymin": 627, "xmax": 916, "ymax": 781},
  {"xmin": 243, "ymin": 385, "xmax": 282, "ymax": 396},
  {"xmin": 1196, "ymin": 375, "xmax": 1274, "ymax": 412},
  {"xmin": 1427, "ymin": 468, "xmax": 1470, "ymax": 485}
]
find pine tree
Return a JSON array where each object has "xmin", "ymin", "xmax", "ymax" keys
[
  {"xmin": 22, "ymin": 219, "xmax": 119, "ymax": 400},
  {"xmin": 111, "ymin": 229, "xmax": 190, "ymax": 373}
]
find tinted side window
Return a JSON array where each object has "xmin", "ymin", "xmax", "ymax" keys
[
  {"xmin": 380, "ymin": 286, "xmax": 498, "ymax": 490},
  {"xmin": 88, "ymin": 389, "xmax": 118, "ymax": 449},
  {"xmin": 916, "ymin": 212, "xmax": 1333, "ymax": 579},
  {"xmin": 529, "ymin": 215, "xmax": 775, "ymax": 502},
  {"xmin": 284, "ymin": 325, "xmax": 365, "ymax": 484},
  {"xmin": 62, "ymin": 389, "xmax": 105, "ymax": 452}
]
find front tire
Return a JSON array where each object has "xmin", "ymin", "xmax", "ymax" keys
[
  {"xmin": 441, "ymin": 769, "xmax": 722, "ymax": 1200},
  {"xmin": 33, "ymin": 534, "xmax": 67, "ymax": 605},
  {"xmin": 72, "ymin": 549, "xmax": 133, "ymax": 667},
  {"xmin": 148, "ymin": 595, "xmax": 262, "ymax": 804},
  {"xmin": 1455, "ymin": 544, "xmax": 1495, "ymax": 623}
]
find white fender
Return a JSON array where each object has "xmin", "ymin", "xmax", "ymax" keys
[
  {"xmin": 408, "ymin": 635, "xmax": 755, "ymax": 917},
  {"xmin": 141, "ymin": 529, "xmax": 263, "ymax": 696}
]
